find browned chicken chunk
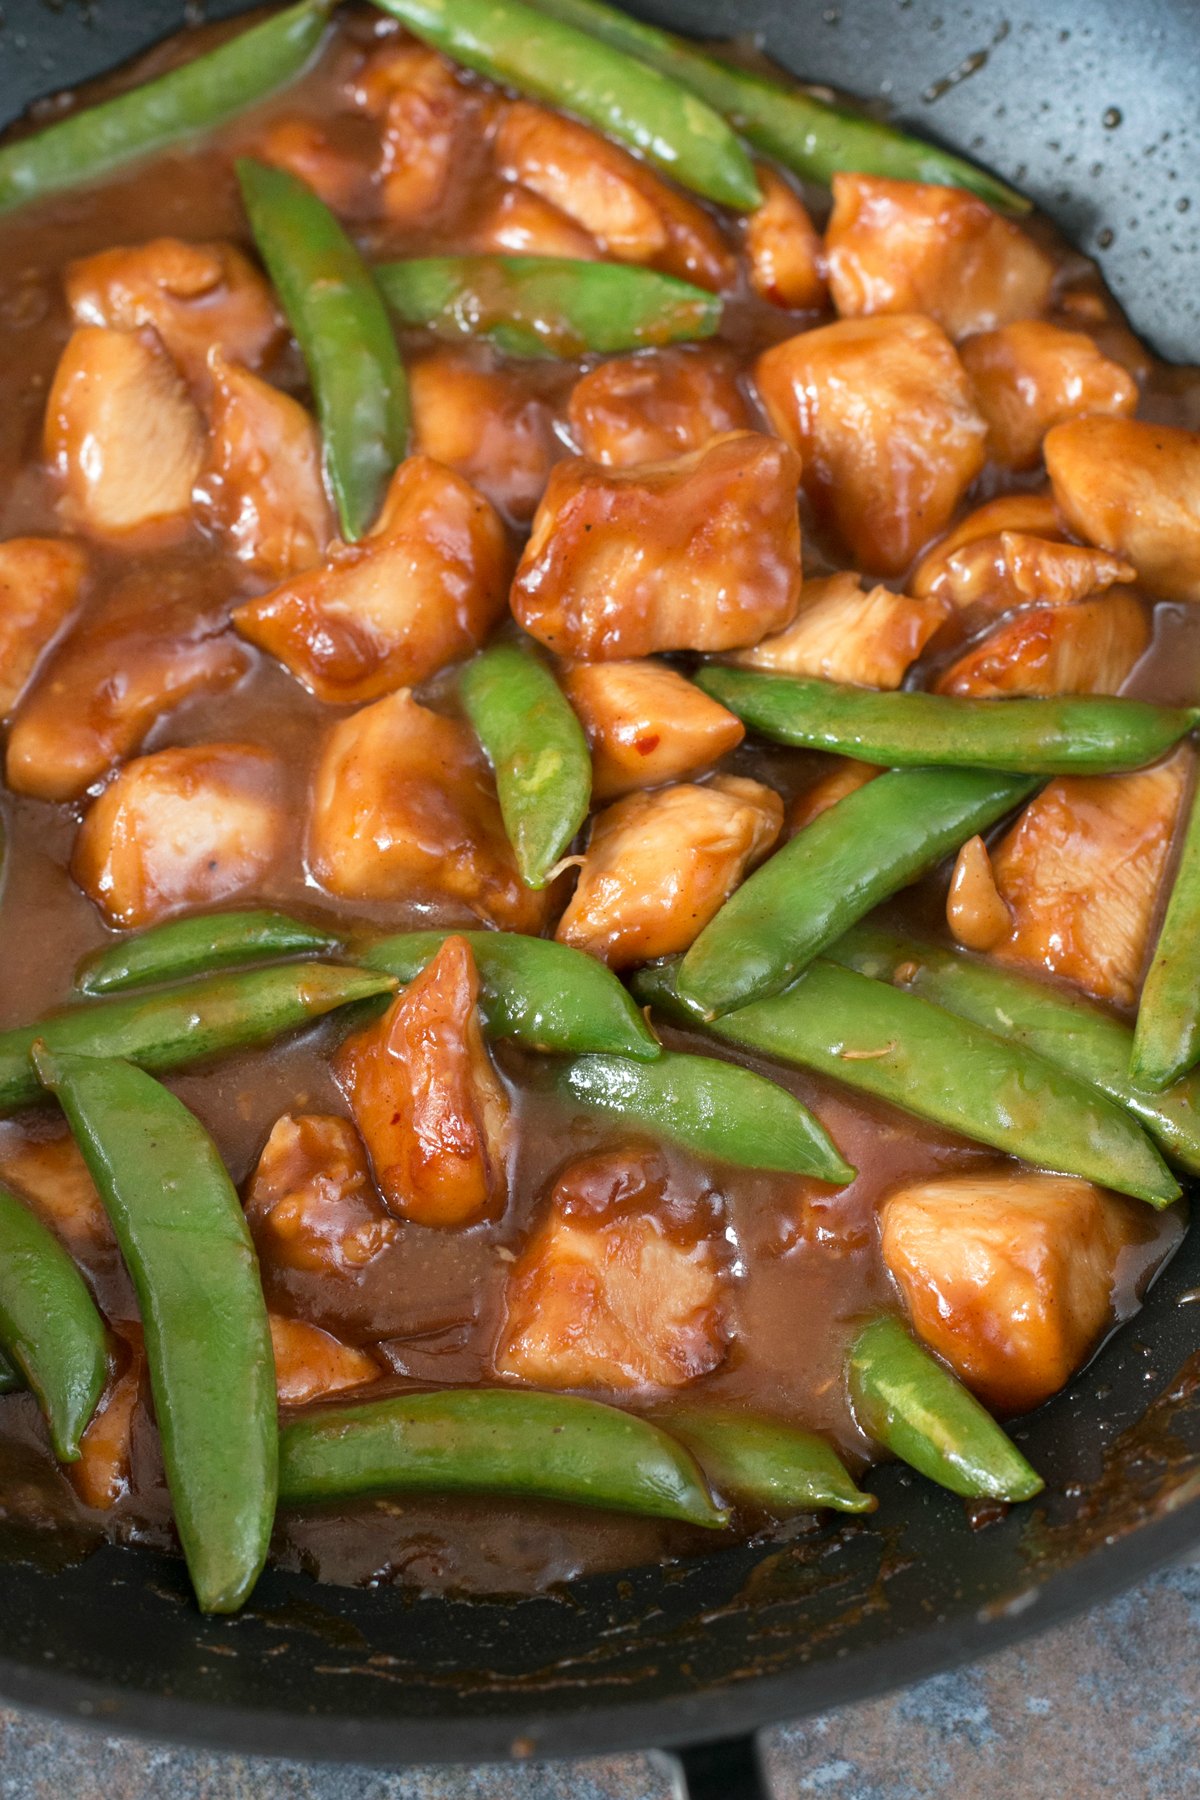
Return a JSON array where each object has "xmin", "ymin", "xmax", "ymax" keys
[
  {"xmin": 743, "ymin": 165, "xmax": 827, "ymax": 310},
  {"xmin": 0, "ymin": 1131, "xmax": 113, "ymax": 1261},
  {"xmin": 244, "ymin": 1113, "xmax": 399, "ymax": 1275},
  {"xmin": 0, "ymin": 537, "xmax": 87, "ymax": 718},
  {"xmin": 933, "ymin": 590, "xmax": 1149, "ymax": 698},
  {"xmin": 1045, "ymin": 417, "xmax": 1200, "ymax": 602},
  {"xmin": 754, "ymin": 315, "xmax": 986, "ymax": 575},
  {"xmin": 562, "ymin": 659, "xmax": 744, "ymax": 801},
  {"xmin": 566, "ymin": 345, "xmax": 751, "ymax": 469},
  {"xmin": 472, "ymin": 183, "xmax": 600, "ymax": 259},
  {"xmin": 269, "ymin": 1314, "xmax": 380, "ymax": 1405},
  {"xmin": 790, "ymin": 759, "xmax": 883, "ymax": 832},
  {"xmin": 409, "ymin": 346, "xmax": 560, "ymax": 523},
  {"xmin": 495, "ymin": 1146, "xmax": 729, "ymax": 1391},
  {"xmin": 733, "ymin": 571, "xmax": 948, "ymax": 688},
  {"xmin": 353, "ymin": 43, "xmax": 471, "ymax": 225},
  {"xmin": 512, "ymin": 431, "xmax": 803, "ymax": 659},
  {"xmin": 334, "ymin": 936, "xmax": 511, "ymax": 1229},
  {"xmin": 69, "ymin": 1333, "xmax": 144, "ymax": 1511},
  {"xmin": 251, "ymin": 116, "xmax": 375, "ymax": 219},
  {"xmin": 960, "ymin": 320, "xmax": 1138, "ymax": 469},
  {"xmin": 909, "ymin": 491, "xmax": 1065, "ymax": 594},
  {"xmin": 912, "ymin": 529, "xmax": 1135, "ymax": 623},
  {"xmin": 556, "ymin": 775, "xmax": 783, "ymax": 967}
]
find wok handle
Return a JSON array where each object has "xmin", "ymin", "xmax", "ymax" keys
[{"xmin": 659, "ymin": 1733, "xmax": 771, "ymax": 1800}]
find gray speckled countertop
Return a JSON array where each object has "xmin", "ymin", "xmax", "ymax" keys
[{"xmin": 2, "ymin": 1561, "xmax": 1196, "ymax": 1798}]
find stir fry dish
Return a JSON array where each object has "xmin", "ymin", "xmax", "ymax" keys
[{"xmin": 0, "ymin": 0, "xmax": 1197, "ymax": 1615}]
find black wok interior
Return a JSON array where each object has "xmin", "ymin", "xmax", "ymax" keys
[{"xmin": 0, "ymin": 0, "xmax": 1198, "ymax": 1770}]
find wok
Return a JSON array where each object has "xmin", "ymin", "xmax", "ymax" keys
[{"xmin": 0, "ymin": 4, "xmax": 1198, "ymax": 1795}]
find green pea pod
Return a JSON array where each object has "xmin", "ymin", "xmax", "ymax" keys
[
  {"xmin": 237, "ymin": 158, "xmax": 409, "ymax": 541},
  {"xmin": 34, "ymin": 1047, "xmax": 277, "ymax": 1613},
  {"xmin": 375, "ymin": 255, "xmax": 721, "ymax": 357},
  {"xmin": 658, "ymin": 1407, "xmax": 875, "ymax": 1513},
  {"xmin": 74, "ymin": 910, "xmax": 345, "ymax": 997},
  {"xmin": 828, "ymin": 923, "xmax": 1200, "ymax": 1178},
  {"xmin": 848, "ymin": 1315, "xmax": 1043, "ymax": 1501},
  {"xmin": 358, "ymin": 929, "xmax": 659, "ymax": 1060},
  {"xmin": 554, "ymin": 1050, "xmax": 854, "ymax": 1183},
  {"xmin": 0, "ymin": 963, "xmax": 396, "ymax": 1115},
  {"xmin": 1132, "ymin": 777, "xmax": 1200, "ymax": 1090},
  {"xmin": 632, "ymin": 959, "xmax": 1180, "ymax": 1207},
  {"xmin": 519, "ymin": 0, "xmax": 1028, "ymax": 211},
  {"xmin": 0, "ymin": 1182, "xmax": 107, "ymax": 1462},
  {"xmin": 278, "ymin": 1388, "xmax": 728, "ymax": 1527},
  {"xmin": 459, "ymin": 643, "xmax": 591, "ymax": 890},
  {"xmin": 369, "ymin": 0, "xmax": 760, "ymax": 211},
  {"xmin": 678, "ymin": 768, "xmax": 1036, "ymax": 1018},
  {"xmin": 0, "ymin": 2, "xmax": 331, "ymax": 215},
  {"xmin": 694, "ymin": 668, "xmax": 1200, "ymax": 776}
]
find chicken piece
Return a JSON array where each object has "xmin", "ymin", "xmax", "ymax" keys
[
  {"xmin": 755, "ymin": 315, "xmax": 986, "ymax": 576},
  {"xmin": 556, "ymin": 775, "xmax": 783, "ymax": 967},
  {"xmin": 960, "ymin": 320, "xmax": 1138, "ymax": 470},
  {"xmin": 562, "ymin": 659, "xmax": 744, "ymax": 801},
  {"xmin": 409, "ymin": 346, "xmax": 559, "ymax": 524},
  {"xmin": 232, "ymin": 455, "xmax": 508, "ymax": 704},
  {"xmin": 743, "ymin": 165, "xmax": 827, "ymax": 310},
  {"xmin": 308, "ymin": 689, "xmax": 549, "ymax": 932},
  {"xmin": 1045, "ymin": 417, "xmax": 1200, "ymax": 603},
  {"xmin": 495, "ymin": 1145, "xmax": 728, "ymax": 1391},
  {"xmin": 990, "ymin": 750, "xmax": 1190, "ymax": 1006},
  {"xmin": 45, "ymin": 327, "xmax": 207, "ymax": 540},
  {"xmin": 912, "ymin": 529, "xmax": 1136, "ymax": 623},
  {"xmin": 909, "ymin": 492, "xmax": 1065, "ymax": 594},
  {"xmin": 65, "ymin": 238, "xmax": 282, "ymax": 392},
  {"xmin": 732, "ymin": 572, "xmax": 948, "ymax": 689},
  {"xmin": 244, "ymin": 1113, "xmax": 399, "ymax": 1275},
  {"xmin": 945, "ymin": 833, "xmax": 1010, "ymax": 952},
  {"xmin": 933, "ymin": 590, "xmax": 1149, "ymax": 698},
  {"xmin": 251, "ymin": 116, "xmax": 376, "ymax": 218},
  {"xmin": 71, "ymin": 743, "xmax": 286, "ymax": 929},
  {"xmin": 201, "ymin": 351, "xmax": 333, "ymax": 581},
  {"xmin": 354, "ymin": 43, "xmax": 469, "ymax": 225},
  {"xmin": 880, "ymin": 1172, "xmax": 1145, "ymax": 1413},
  {"xmin": 472, "ymin": 184, "xmax": 600, "ymax": 259},
  {"xmin": 269, "ymin": 1314, "xmax": 380, "ymax": 1406},
  {"xmin": 512, "ymin": 431, "xmax": 803, "ymax": 660},
  {"xmin": 0, "ymin": 537, "xmax": 87, "ymax": 718},
  {"xmin": 0, "ymin": 1132, "xmax": 112, "ymax": 1259},
  {"xmin": 68, "ymin": 1336, "xmax": 145, "ymax": 1511},
  {"xmin": 825, "ymin": 174, "xmax": 1055, "ymax": 340},
  {"xmin": 334, "ymin": 936, "xmax": 511, "ymax": 1228},
  {"xmin": 6, "ymin": 581, "xmax": 250, "ymax": 802},
  {"xmin": 790, "ymin": 759, "xmax": 883, "ymax": 832},
  {"xmin": 492, "ymin": 101, "xmax": 734, "ymax": 292},
  {"xmin": 566, "ymin": 346, "xmax": 751, "ymax": 469}
]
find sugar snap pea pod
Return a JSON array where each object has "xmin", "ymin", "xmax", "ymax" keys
[
  {"xmin": 358, "ymin": 929, "xmax": 659, "ymax": 1059},
  {"xmin": 74, "ymin": 911, "xmax": 345, "ymax": 997},
  {"xmin": 554, "ymin": 1050, "xmax": 853, "ymax": 1182},
  {"xmin": 459, "ymin": 643, "xmax": 591, "ymax": 889},
  {"xmin": 1132, "ymin": 777, "xmax": 1200, "ymax": 1090},
  {"xmin": 657, "ymin": 1407, "xmax": 875, "ymax": 1513},
  {"xmin": 694, "ymin": 668, "xmax": 1200, "ymax": 776},
  {"xmin": 237, "ymin": 158, "xmax": 409, "ymax": 541},
  {"xmin": 33, "ymin": 1048, "xmax": 276, "ymax": 1612},
  {"xmin": 0, "ymin": 2, "xmax": 331, "ymax": 215},
  {"xmin": 678, "ymin": 768, "xmax": 1036, "ymax": 1018},
  {"xmin": 369, "ymin": 0, "xmax": 759, "ymax": 210},
  {"xmin": 375, "ymin": 255, "xmax": 721, "ymax": 357},
  {"xmin": 828, "ymin": 923, "xmax": 1200, "ymax": 1178},
  {"xmin": 0, "ymin": 963, "xmax": 396, "ymax": 1114},
  {"xmin": 848, "ymin": 1315, "xmax": 1043, "ymax": 1500},
  {"xmin": 278, "ymin": 1388, "xmax": 727, "ymax": 1527},
  {"xmin": 0, "ymin": 1182, "xmax": 107, "ymax": 1462},
  {"xmin": 519, "ymin": 0, "xmax": 1028, "ymax": 211},
  {"xmin": 632, "ymin": 959, "xmax": 1180, "ymax": 1206}
]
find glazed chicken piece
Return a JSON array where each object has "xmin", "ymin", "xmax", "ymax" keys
[
  {"xmin": 990, "ymin": 749, "xmax": 1190, "ymax": 1006},
  {"xmin": 201, "ymin": 351, "xmax": 332, "ymax": 581},
  {"xmin": 232, "ymin": 455, "xmax": 508, "ymax": 705},
  {"xmin": 754, "ymin": 315, "xmax": 986, "ymax": 575},
  {"xmin": 562, "ymin": 659, "xmax": 744, "ymax": 801},
  {"xmin": 72, "ymin": 742, "xmax": 286, "ymax": 929},
  {"xmin": 353, "ymin": 43, "xmax": 470, "ymax": 226},
  {"xmin": 742, "ymin": 165, "xmax": 827, "ymax": 310},
  {"xmin": 64, "ymin": 237, "xmax": 283, "ymax": 391},
  {"xmin": 880, "ymin": 1172, "xmax": 1148, "ymax": 1413},
  {"xmin": 960, "ymin": 320, "xmax": 1138, "ymax": 470},
  {"xmin": 556, "ymin": 775, "xmax": 783, "ymax": 967},
  {"xmin": 933, "ymin": 590, "xmax": 1149, "ymax": 698},
  {"xmin": 269, "ymin": 1314, "xmax": 380, "ymax": 1406},
  {"xmin": 0, "ymin": 537, "xmax": 87, "ymax": 718},
  {"xmin": 909, "ymin": 491, "xmax": 1065, "ymax": 594},
  {"xmin": 1045, "ymin": 417, "xmax": 1200, "ymax": 602},
  {"xmin": 789, "ymin": 759, "xmax": 882, "ymax": 832},
  {"xmin": 825, "ymin": 175, "xmax": 1055, "ymax": 340},
  {"xmin": 244, "ymin": 1113, "xmax": 399, "ymax": 1275},
  {"xmin": 68, "ymin": 1334, "xmax": 145, "ymax": 1511},
  {"xmin": 495, "ymin": 1145, "xmax": 729, "ymax": 1391},
  {"xmin": 512, "ymin": 432, "xmax": 803, "ymax": 660},
  {"xmin": 409, "ymin": 346, "xmax": 560, "ymax": 523},
  {"xmin": 472, "ymin": 184, "xmax": 600, "ymax": 259},
  {"xmin": 45, "ymin": 326, "xmax": 206, "ymax": 541},
  {"xmin": 308, "ymin": 689, "xmax": 549, "ymax": 932},
  {"xmin": 566, "ymin": 345, "xmax": 751, "ymax": 469},
  {"xmin": 732, "ymin": 572, "xmax": 948, "ymax": 689},
  {"xmin": 912, "ymin": 529, "xmax": 1136, "ymax": 623},
  {"xmin": 251, "ymin": 116, "xmax": 376, "ymax": 219},
  {"xmin": 492, "ymin": 101, "xmax": 735, "ymax": 292},
  {"xmin": 0, "ymin": 1131, "xmax": 113, "ymax": 1261},
  {"xmin": 334, "ymin": 936, "xmax": 511, "ymax": 1229}
]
